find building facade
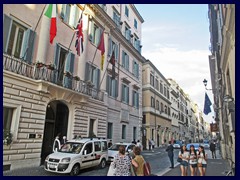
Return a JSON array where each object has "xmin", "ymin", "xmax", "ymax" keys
[
  {"xmin": 208, "ymin": 4, "xmax": 235, "ymax": 162},
  {"xmin": 95, "ymin": 4, "xmax": 144, "ymax": 144},
  {"xmin": 142, "ymin": 60, "xmax": 172, "ymax": 149},
  {"xmin": 3, "ymin": 4, "xmax": 144, "ymax": 170}
]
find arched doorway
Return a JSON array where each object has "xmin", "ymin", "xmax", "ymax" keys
[{"xmin": 40, "ymin": 100, "xmax": 69, "ymax": 164}]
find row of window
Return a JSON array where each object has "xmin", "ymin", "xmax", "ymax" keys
[
  {"xmin": 106, "ymin": 75, "xmax": 139, "ymax": 108},
  {"xmin": 122, "ymin": 50, "xmax": 139, "ymax": 78},
  {"xmin": 124, "ymin": 5, "xmax": 138, "ymax": 29},
  {"xmin": 150, "ymin": 74, "xmax": 170, "ymax": 99},
  {"xmin": 150, "ymin": 97, "xmax": 171, "ymax": 115},
  {"xmin": 107, "ymin": 122, "xmax": 137, "ymax": 140},
  {"xmin": 113, "ymin": 6, "xmax": 141, "ymax": 53}
]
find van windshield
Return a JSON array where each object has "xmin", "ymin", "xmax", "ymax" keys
[
  {"xmin": 109, "ymin": 144, "xmax": 127, "ymax": 151},
  {"xmin": 59, "ymin": 142, "xmax": 84, "ymax": 154}
]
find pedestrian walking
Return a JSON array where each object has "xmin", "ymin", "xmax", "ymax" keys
[
  {"xmin": 61, "ymin": 136, "xmax": 67, "ymax": 144},
  {"xmin": 189, "ymin": 145, "xmax": 197, "ymax": 176},
  {"xmin": 132, "ymin": 139, "xmax": 137, "ymax": 145},
  {"xmin": 131, "ymin": 146, "xmax": 145, "ymax": 176},
  {"xmin": 111, "ymin": 145, "xmax": 131, "ymax": 176},
  {"xmin": 148, "ymin": 139, "xmax": 152, "ymax": 151},
  {"xmin": 178, "ymin": 144, "xmax": 189, "ymax": 176},
  {"xmin": 53, "ymin": 133, "xmax": 61, "ymax": 152},
  {"xmin": 197, "ymin": 145, "xmax": 207, "ymax": 176},
  {"xmin": 166, "ymin": 141, "xmax": 174, "ymax": 168},
  {"xmin": 151, "ymin": 139, "xmax": 155, "ymax": 149},
  {"xmin": 136, "ymin": 140, "xmax": 143, "ymax": 151},
  {"xmin": 108, "ymin": 139, "xmax": 113, "ymax": 148},
  {"xmin": 210, "ymin": 141, "xmax": 216, "ymax": 159}
]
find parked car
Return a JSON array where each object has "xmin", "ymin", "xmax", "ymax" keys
[
  {"xmin": 107, "ymin": 142, "xmax": 135, "ymax": 162},
  {"xmin": 186, "ymin": 143, "xmax": 200, "ymax": 151},
  {"xmin": 202, "ymin": 143, "xmax": 210, "ymax": 149},
  {"xmin": 173, "ymin": 143, "xmax": 181, "ymax": 149},
  {"xmin": 175, "ymin": 140, "xmax": 184, "ymax": 146},
  {"xmin": 44, "ymin": 138, "xmax": 108, "ymax": 176}
]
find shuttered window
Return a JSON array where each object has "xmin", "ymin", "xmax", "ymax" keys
[{"xmin": 3, "ymin": 14, "xmax": 36, "ymax": 64}]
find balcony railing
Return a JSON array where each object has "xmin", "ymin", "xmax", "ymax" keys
[{"xmin": 3, "ymin": 54, "xmax": 104, "ymax": 101}]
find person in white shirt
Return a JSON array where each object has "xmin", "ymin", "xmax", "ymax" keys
[
  {"xmin": 189, "ymin": 145, "xmax": 197, "ymax": 176},
  {"xmin": 178, "ymin": 145, "xmax": 190, "ymax": 176},
  {"xmin": 136, "ymin": 140, "xmax": 143, "ymax": 151},
  {"xmin": 197, "ymin": 145, "xmax": 208, "ymax": 176}
]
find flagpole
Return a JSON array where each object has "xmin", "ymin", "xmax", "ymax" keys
[
  {"xmin": 67, "ymin": 4, "xmax": 86, "ymax": 52},
  {"xmin": 89, "ymin": 27, "xmax": 106, "ymax": 68},
  {"xmin": 97, "ymin": 44, "xmax": 116, "ymax": 91}
]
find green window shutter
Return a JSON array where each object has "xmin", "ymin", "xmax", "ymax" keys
[
  {"xmin": 115, "ymin": 44, "xmax": 118, "ymax": 61},
  {"xmin": 115, "ymin": 79, "xmax": 118, "ymax": 98},
  {"xmin": 112, "ymin": 79, "xmax": 116, "ymax": 97},
  {"xmin": 69, "ymin": 53, "xmax": 75, "ymax": 73},
  {"xmin": 21, "ymin": 29, "xmax": 36, "ymax": 64},
  {"xmin": 137, "ymin": 93, "xmax": 139, "ymax": 108},
  {"xmin": 63, "ymin": 53, "xmax": 71, "ymax": 88},
  {"xmin": 126, "ymin": 54, "xmax": 129, "ymax": 70},
  {"xmin": 85, "ymin": 62, "xmax": 91, "ymax": 81},
  {"xmin": 60, "ymin": 4, "xmax": 66, "ymax": 20},
  {"xmin": 127, "ymin": 86, "xmax": 129, "ymax": 104},
  {"xmin": 74, "ymin": 5, "xmax": 80, "ymax": 28},
  {"xmin": 52, "ymin": 44, "xmax": 60, "ymax": 83},
  {"xmin": 3, "ymin": 14, "xmax": 12, "ymax": 53},
  {"xmin": 65, "ymin": 4, "xmax": 70, "ymax": 23},
  {"xmin": 108, "ymin": 37, "xmax": 112, "ymax": 56},
  {"xmin": 122, "ymin": 50, "xmax": 125, "ymax": 67},
  {"xmin": 136, "ymin": 63, "xmax": 139, "ymax": 78},
  {"xmin": 121, "ymin": 84, "xmax": 124, "ymax": 102},
  {"xmin": 96, "ymin": 69, "xmax": 100, "ymax": 89},
  {"xmin": 69, "ymin": 5, "xmax": 76, "ymax": 27},
  {"xmin": 132, "ymin": 90, "xmax": 134, "ymax": 106},
  {"xmin": 89, "ymin": 20, "xmax": 93, "ymax": 42},
  {"xmin": 106, "ymin": 75, "xmax": 110, "ymax": 95},
  {"xmin": 95, "ymin": 28, "xmax": 101, "ymax": 46}
]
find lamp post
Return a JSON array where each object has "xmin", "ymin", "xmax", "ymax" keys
[{"xmin": 203, "ymin": 79, "xmax": 212, "ymax": 91}]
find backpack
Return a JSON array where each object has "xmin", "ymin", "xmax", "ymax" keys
[{"xmin": 143, "ymin": 161, "xmax": 151, "ymax": 176}]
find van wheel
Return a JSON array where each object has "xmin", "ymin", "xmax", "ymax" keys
[
  {"xmin": 70, "ymin": 164, "xmax": 80, "ymax": 176},
  {"xmin": 99, "ymin": 159, "xmax": 106, "ymax": 169}
]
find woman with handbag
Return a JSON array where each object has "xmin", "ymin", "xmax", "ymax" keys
[
  {"xmin": 189, "ymin": 145, "xmax": 198, "ymax": 176},
  {"xmin": 131, "ymin": 146, "xmax": 145, "ymax": 176},
  {"xmin": 197, "ymin": 145, "xmax": 208, "ymax": 176},
  {"xmin": 178, "ymin": 145, "xmax": 189, "ymax": 176}
]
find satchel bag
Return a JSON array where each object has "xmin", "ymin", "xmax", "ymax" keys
[
  {"xmin": 143, "ymin": 161, "xmax": 151, "ymax": 176},
  {"xmin": 197, "ymin": 163, "xmax": 203, "ymax": 167},
  {"xmin": 177, "ymin": 157, "xmax": 182, "ymax": 163}
]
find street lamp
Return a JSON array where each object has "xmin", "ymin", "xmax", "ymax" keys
[
  {"xmin": 203, "ymin": 79, "xmax": 213, "ymax": 91},
  {"xmin": 223, "ymin": 95, "xmax": 234, "ymax": 103}
]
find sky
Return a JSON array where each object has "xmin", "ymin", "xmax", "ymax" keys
[{"xmin": 135, "ymin": 4, "xmax": 215, "ymax": 123}]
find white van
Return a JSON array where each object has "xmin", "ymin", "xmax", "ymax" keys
[{"xmin": 44, "ymin": 138, "xmax": 108, "ymax": 176}]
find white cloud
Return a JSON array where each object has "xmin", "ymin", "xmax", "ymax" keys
[{"xmin": 142, "ymin": 47, "xmax": 215, "ymax": 123}]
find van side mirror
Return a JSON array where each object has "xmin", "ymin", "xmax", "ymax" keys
[{"xmin": 84, "ymin": 150, "xmax": 87, "ymax": 155}]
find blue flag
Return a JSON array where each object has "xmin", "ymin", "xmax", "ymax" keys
[{"xmin": 203, "ymin": 93, "xmax": 212, "ymax": 115}]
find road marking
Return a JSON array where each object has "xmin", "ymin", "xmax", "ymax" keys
[{"xmin": 143, "ymin": 152, "xmax": 161, "ymax": 156}]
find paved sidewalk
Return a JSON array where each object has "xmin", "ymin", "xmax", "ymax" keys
[{"xmin": 159, "ymin": 158, "xmax": 229, "ymax": 176}]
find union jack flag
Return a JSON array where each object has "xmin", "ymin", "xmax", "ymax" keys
[{"xmin": 75, "ymin": 14, "xmax": 84, "ymax": 56}]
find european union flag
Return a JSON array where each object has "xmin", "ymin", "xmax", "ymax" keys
[{"xmin": 203, "ymin": 93, "xmax": 212, "ymax": 115}]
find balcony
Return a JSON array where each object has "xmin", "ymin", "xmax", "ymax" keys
[{"xmin": 3, "ymin": 54, "xmax": 104, "ymax": 101}]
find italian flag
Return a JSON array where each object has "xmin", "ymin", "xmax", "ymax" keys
[{"xmin": 44, "ymin": 4, "xmax": 57, "ymax": 44}]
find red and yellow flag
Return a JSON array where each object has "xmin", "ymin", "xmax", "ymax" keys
[{"xmin": 97, "ymin": 32, "xmax": 105, "ymax": 70}]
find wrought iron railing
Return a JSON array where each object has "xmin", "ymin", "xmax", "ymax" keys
[{"xmin": 3, "ymin": 54, "xmax": 104, "ymax": 101}]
